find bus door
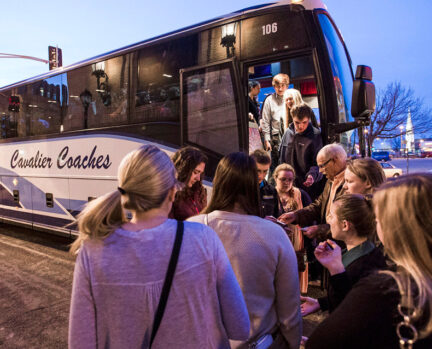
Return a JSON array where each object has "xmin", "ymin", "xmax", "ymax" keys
[
  {"xmin": 180, "ymin": 58, "xmax": 245, "ymax": 178},
  {"xmin": 244, "ymin": 54, "xmax": 323, "ymax": 153}
]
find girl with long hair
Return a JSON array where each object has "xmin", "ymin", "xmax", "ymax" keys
[
  {"xmin": 306, "ymin": 175, "xmax": 432, "ymax": 348},
  {"xmin": 69, "ymin": 145, "xmax": 249, "ymax": 349},
  {"xmin": 189, "ymin": 152, "xmax": 302, "ymax": 349},
  {"xmin": 170, "ymin": 146, "xmax": 207, "ymax": 220},
  {"xmin": 273, "ymin": 163, "xmax": 309, "ymax": 294}
]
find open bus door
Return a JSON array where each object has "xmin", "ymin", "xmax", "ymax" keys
[{"xmin": 180, "ymin": 58, "xmax": 245, "ymax": 178}]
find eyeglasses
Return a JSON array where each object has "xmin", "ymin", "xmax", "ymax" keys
[
  {"xmin": 276, "ymin": 177, "xmax": 294, "ymax": 183},
  {"xmin": 318, "ymin": 158, "xmax": 333, "ymax": 169}
]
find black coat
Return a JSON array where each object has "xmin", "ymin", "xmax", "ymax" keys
[
  {"xmin": 307, "ymin": 272, "xmax": 432, "ymax": 349},
  {"xmin": 318, "ymin": 246, "xmax": 388, "ymax": 312},
  {"xmin": 259, "ymin": 180, "xmax": 282, "ymax": 218},
  {"xmin": 279, "ymin": 122, "xmax": 323, "ymax": 188}
]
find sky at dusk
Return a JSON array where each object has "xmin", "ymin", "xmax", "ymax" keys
[{"xmin": 1, "ymin": 0, "xmax": 431, "ymax": 111}]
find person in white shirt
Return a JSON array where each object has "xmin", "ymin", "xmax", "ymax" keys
[{"xmin": 189, "ymin": 152, "xmax": 302, "ymax": 349}]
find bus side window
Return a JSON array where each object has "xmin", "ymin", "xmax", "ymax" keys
[
  {"xmin": 131, "ymin": 35, "xmax": 198, "ymax": 146},
  {"xmin": 182, "ymin": 63, "xmax": 240, "ymax": 156},
  {"xmin": 64, "ymin": 55, "xmax": 129, "ymax": 132}
]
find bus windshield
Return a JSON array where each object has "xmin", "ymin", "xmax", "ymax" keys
[{"xmin": 317, "ymin": 13, "xmax": 356, "ymax": 151}]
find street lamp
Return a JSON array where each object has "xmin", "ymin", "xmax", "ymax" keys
[
  {"xmin": 220, "ymin": 22, "xmax": 238, "ymax": 58},
  {"xmin": 92, "ymin": 61, "xmax": 111, "ymax": 106}
]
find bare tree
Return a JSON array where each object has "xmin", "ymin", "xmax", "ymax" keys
[{"xmin": 365, "ymin": 82, "xmax": 431, "ymax": 155}]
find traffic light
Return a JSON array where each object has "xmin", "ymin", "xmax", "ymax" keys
[
  {"xmin": 8, "ymin": 96, "xmax": 20, "ymax": 112},
  {"xmin": 48, "ymin": 46, "xmax": 63, "ymax": 70}
]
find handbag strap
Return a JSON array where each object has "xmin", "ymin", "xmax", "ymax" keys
[{"xmin": 149, "ymin": 220, "xmax": 184, "ymax": 348}]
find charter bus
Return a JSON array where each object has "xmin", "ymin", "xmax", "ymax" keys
[{"xmin": 0, "ymin": 0, "xmax": 374, "ymax": 237}]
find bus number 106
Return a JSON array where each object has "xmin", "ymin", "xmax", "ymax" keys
[{"xmin": 262, "ymin": 23, "xmax": 278, "ymax": 35}]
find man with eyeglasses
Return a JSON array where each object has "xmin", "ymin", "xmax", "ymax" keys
[
  {"xmin": 261, "ymin": 73, "xmax": 289, "ymax": 179},
  {"xmin": 279, "ymin": 143, "xmax": 347, "ymax": 240}
]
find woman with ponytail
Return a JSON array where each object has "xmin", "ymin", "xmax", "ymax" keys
[
  {"xmin": 301, "ymin": 194, "xmax": 387, "ymax": 317},
  {"xmin": 69, "ymin": 145, "xmax": 249, "ymax": 349},
  {"xmin": 306, "ymin": 176, "xmax": 432, "ymax": 348}
]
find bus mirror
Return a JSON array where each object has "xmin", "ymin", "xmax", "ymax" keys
[{"xmin": 351, "ymin": 65, "xmax": 375, "ymax": 121}]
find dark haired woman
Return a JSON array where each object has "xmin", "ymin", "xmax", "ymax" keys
[
  {"xmin": 300, "ymin": 194, "xmax": 386, "ymax": 317},
  {"xmin": 189, "ymin": 152, "xmax": 301, "ymax": 349},
  {"xmin": 170, "ymin": 146, "xmax": 207, "ymax": 221}
]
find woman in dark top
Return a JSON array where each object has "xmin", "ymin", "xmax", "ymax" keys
[
  {"xmin": 170, "ymin": 146, "xmax": 207, "ymax": 221},
  {"xmin": 301, "ymin": 194, "xmax": 386, "ymax": 315},
  {"xmin": 248, "ymin": 80, "xmax": 261, "ymax": 124},
  {"xmin": 306, "ymin": 174, "xmax": 432, "ymax": 348}
]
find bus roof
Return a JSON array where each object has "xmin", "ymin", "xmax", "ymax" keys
[{"xmin": 0, "ymin": 0, "xmax": 327, "ymax": 91}]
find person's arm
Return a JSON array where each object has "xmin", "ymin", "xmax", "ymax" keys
[
  {"xmin": 261, "ymin": 97, "xmax": 272, "ymax": 145},
  {"xmin": 274, "ymin": 232, "xmax": 302, "ymax": 349},
  {"xmin": 294, "ymin": 192, "xmax": 324, "ymax": 227},
  {"xmin": 279, "ymin": 132, "xmax": 287, "ymax": 164},
  {"xmin": 68, "ymin": 246, "xmax": 97, "ymax": 349},
  {"xmin": 305, "ymin": 133, "xmax": 323, "ymax": 183},
  {"xmin": 212, "ymin": 227, "xmax": 250, "ymax": 340},
  {"xmin": 314, "ymin": 240, "xmax": 353, "ymax": 311}
]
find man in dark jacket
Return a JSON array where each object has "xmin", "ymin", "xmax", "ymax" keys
[
  {"xmin": 279, "ymin": 103, "xmax": 323, "ymax": 200},
  {"xmin": 251, "ymin": 149, "xmax": 282, "ymax": 218}
]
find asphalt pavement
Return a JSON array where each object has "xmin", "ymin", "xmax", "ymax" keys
[
  {"xmin": 390, "ymin": 157, "xmax": 432, "ymax": 174},
  {"xmin": 0, "ymin": 225, "xmax": 74, "ymax": 348}
]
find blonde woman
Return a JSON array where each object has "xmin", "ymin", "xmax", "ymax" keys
[
  {"xmin": 306, "ymin": 174, "xmax": 432, "ymax": 348},
  {"xmin": 273, "ymin": 163, "xmax": 309, "ymax": 294},
  {"xmin": 69, "ymin": 145, "xmax": 250, "ymax": 349},
  {"xmin": 344, "ymin": 157, "xmax": 386, "ymax": 194},
  {"xmin": 284, "ymin": 88, "xmax": 303, "ymax": 128},
  {"xmin": 285, "ymin": 88, "xmax": 318, "ymax": 129}
]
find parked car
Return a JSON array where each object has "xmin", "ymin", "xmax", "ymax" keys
[
  {"xmin": 380, "ymin": 162, "xmax": 402, "ymax": 178},
  {"xmin": 372, "ymin": 151, "xmax": 391, "ymax": 162},
  {"xmin": 420, "ymin": 151, "xmax": 432, "ymax": 158}
]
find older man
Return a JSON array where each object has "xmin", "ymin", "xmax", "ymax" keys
[{"xmin": 280, "ymin": 143, "xmax": 347, "ymax": 240}]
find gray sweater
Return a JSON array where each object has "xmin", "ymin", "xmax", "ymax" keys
[
  {"xmin": 69, "ymin": 219, "xmax": 250, "ymax": 348},
  {"xmin": 188, "ymin": 211, "xmax": 302, "ymax": 349}
]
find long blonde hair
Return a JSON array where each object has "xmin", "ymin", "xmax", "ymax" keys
[
  {"xmin": 284, "ymin": 88, "xmax": 303, "ymax": 128},
  {"xmin": 373, "ymin": 174, "xmax": 432, "ymax": 337},
  {"xmin": 273, "ymin": 163, "xmax": 298, "ymax": 211},
  {"xmin": 70, "ymin": 145, "xmax": 177, "ymax": 254}
]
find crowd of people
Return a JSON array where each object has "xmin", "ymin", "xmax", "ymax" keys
[{"xmin": 67, "ymin": 75, "xmax": 432, "ymax": 348}]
